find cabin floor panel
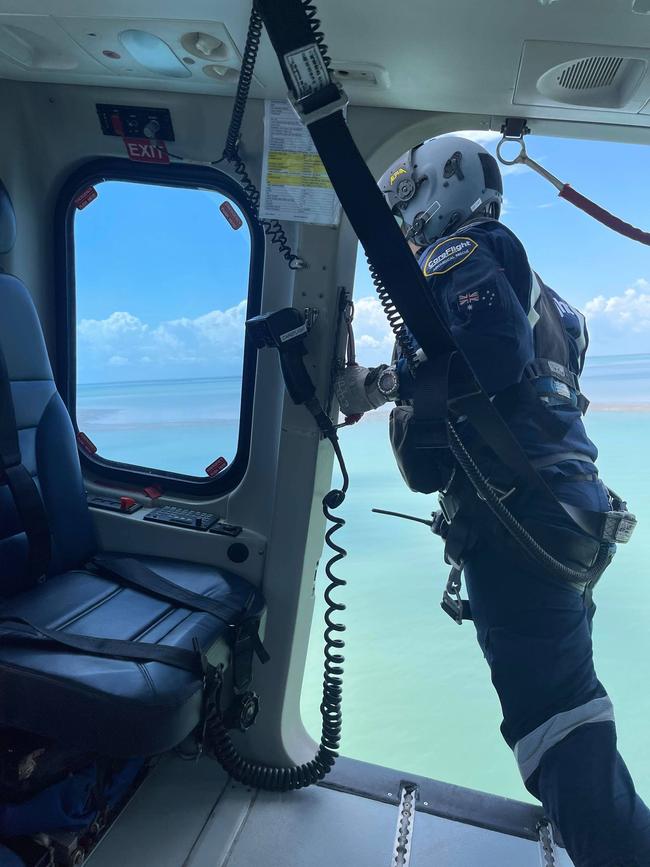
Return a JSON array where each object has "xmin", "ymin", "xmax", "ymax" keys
[{"xmin": 87, "ymin": 754, "xmax": 576, "ymax": 866}]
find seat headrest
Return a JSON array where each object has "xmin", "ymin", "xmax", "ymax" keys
[{"xmin": 0, "ymin": 180, "xmax": 16, "ymax": 255}]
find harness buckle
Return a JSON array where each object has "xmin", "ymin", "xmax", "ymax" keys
[
  {"xmin": 288, "ymin": 84, "xmax": 349, "ymax": 127},
  {"xmin": 441, "ymin": 590, "xmax": 464, "ymax": 625},
  {"xmin": 440, "ymin": 566, "xmax": 469, "ymax": 625},
  {"xmin": 602, "ymin": 510, "xmax": 637, "ymax": 544},
  {"xmin": 437, "ymin": 490, "xmax": 458, "ymax": 525}
]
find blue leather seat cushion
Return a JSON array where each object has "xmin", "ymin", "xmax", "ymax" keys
[{"xmin": 0, "ymin": 555, "xmax": 264, "ymax": 757}]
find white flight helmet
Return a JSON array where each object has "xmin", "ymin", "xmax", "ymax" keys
[{"xmin": 379, "ymin": 135, "xmax": 503, "ymax": 247}]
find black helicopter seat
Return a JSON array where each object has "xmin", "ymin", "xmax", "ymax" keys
[{"xmin": 0, "ymin": 181, "xmax": 264, "ymax": 757}]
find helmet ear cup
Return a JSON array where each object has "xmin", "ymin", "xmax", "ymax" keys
[{"xmin": 396, "ymin": 176, "xmax": 416, "ymax": 202}]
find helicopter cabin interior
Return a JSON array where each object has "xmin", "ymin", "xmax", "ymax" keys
[{"xmin": 0, "ymin": 1, "xmax": 648, "ymax": 865}]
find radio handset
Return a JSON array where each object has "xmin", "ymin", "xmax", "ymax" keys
[{"xmin": 246, "ymin": 308, "xmax": 334, "ymax": 436}]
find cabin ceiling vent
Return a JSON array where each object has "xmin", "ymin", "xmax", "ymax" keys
[
  {"xmin": 515, "ymin": 40, "xmax": 649, "ymax": 111},
  {"xmin": 538, "ymin": 56, "xmax": 645, "ymax": 107}
]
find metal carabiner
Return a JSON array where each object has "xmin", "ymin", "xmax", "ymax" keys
[
  {"xmin": 496, "ymin": 134, "xmax": 528, "ymax": 167},
  {"xmin": 496, "ymin": 130, "xmax": 565, "ymax": 191}
]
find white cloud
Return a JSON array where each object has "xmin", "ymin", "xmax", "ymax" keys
[
  {"xmin": 449, "ymin": 129, "xmax": 501, "ymax": 146},
  {"xmin": 79, "ymin": 311, "xmax": 148, "ymax": 341},
  {"xmin": 500, "ymin": 162, "xmax": 528, "ymax": 178},
  {"xmin": 584, "ymin": 280, "xmax": 650, "ymax": 332},
  {"xmin": 352, "ymin": 296, "xmax": 396, "ymax": 366},
  {"xmin": 78, "ymin": 300, "xmax": 249, "ymax": 379}
]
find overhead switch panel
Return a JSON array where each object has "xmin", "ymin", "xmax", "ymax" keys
[{"xmin": 96, "ymin": 104, "xmax": 175, "ymax": 141}]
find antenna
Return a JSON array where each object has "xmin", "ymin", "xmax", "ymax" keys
[{"xmin": 371, "ymin": 508, "xmax": 433, "ymax": 528}]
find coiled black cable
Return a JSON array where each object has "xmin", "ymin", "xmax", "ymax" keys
[
  {"xmin": 301, "ymin": 0, "xmax": 333, "ymax": 68},
  {"xmin": 207, "ymin": 431, "xmax": 349, "ymax": 791},
  {"xmin": 446, "ymin": 420, "xmax": 611, "ymax": 584},
  {"xmin": 367, "ymin": 257, "xmax": 419, "ymax": 373},
  {"xmin": 215, "ymin": 6, "xmax": 305, "ymax": 270}
]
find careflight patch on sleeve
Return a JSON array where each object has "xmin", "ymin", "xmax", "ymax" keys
[{"xmin": 421, "ymin": 236, "xmax": 478, "ymax": 277}]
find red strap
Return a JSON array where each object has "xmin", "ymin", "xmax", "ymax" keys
[{"xmin": 559, "ymin": 184, "xmax": 650, "ymax": 247}]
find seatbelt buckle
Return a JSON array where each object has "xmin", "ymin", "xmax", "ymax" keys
[
  {"xmin": 602, "ymin": 509, "xmax": 637, "ymax": 544},
  {"xmin": 288, "ymin": 82, "xmax": 349, "ymax": 127},
  {"xmin": 231, "ymin": 618, "xmax": 269, "ymax": 694},
  {"xmin": 441, "ymin": 590, "xmax": 464, "ymax": 625},
  {"xmin": 438, "ymin": 467, "xmax": 460, "ymax": 525},
  {"xmin": 437, "ymin": 490, "xmax": 458, "ymax": 525}
]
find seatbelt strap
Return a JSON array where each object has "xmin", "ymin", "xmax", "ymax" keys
[
  {"xmin": 91, "ymin": 554, "xmax": 240, "ymax": 627},
  {"xmin": 531, "ymin": 452, "xmax": 595, "ymax": 469},
  {"xmin": 0, "ymin": 615, "xmax": 206, "ymax": 675},
  {"xmin": 0, "ymin": 345, "xmax": 51, "ymax": 583},
  {"xmin": 253, "ymin": 0, "xmax": 578, "ymax": 524},
  {"xmin": 91, "ymin": 554, "xmax": 270, "ymax": 669}
]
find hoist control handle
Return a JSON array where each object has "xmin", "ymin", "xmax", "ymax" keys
[{"xmin": 246, "ymin": 308, "xmax": 316, "ymax": 406}]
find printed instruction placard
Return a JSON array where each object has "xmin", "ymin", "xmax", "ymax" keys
[{"xmin": 259, "ymin": 100, "xmax": 341, "ymax": 226}]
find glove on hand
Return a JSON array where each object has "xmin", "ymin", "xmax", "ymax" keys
[{"xmin": 335, "ymin": 364, "xmax": 390, "ymax": 416}]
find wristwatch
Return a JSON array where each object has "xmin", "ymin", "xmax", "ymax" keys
[{"xmin": 376, "ymin": 366, "xmax": 400, "ymax": 400}]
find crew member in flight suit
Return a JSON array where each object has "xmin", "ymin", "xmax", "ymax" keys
[{"xmin": 335, "ymin": 135, "xmax": 650, "ymax": 867}]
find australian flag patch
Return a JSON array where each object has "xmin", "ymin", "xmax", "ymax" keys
[
  {"xmin": 421, "ymin": 236, "xmax": 478, "ymax": 277},
  {"xmin": 455, "ymin": 286, "xmax": 497, "ymax": 312}
]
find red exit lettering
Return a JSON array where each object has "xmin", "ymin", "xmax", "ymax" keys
[{"xmin": 123, "ymin": 137, "xmax": 170, "ymax": 164}]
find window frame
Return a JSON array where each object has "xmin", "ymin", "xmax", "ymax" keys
[{"xmin": 54, "ymin": 157, "xmax": 264, "ymax": 496}]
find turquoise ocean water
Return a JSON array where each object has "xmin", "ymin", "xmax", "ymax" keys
[{"xmin": 78, "ymin": 354, "xmax": 650, "ymax": 803}]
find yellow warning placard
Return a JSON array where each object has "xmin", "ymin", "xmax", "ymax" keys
[{"xmin": 259, "ymin": 100, "xmax": 341, "ymax": 225}]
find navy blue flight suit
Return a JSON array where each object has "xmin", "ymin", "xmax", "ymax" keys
[{"xmin": 397, "ymin": 219, "xmax": 650, "ymax": 866}]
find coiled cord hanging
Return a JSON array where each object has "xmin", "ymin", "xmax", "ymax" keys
[
  {"xmin": 446, "ymin": 420, "xmax": 611, "ymax": 584},
  {"xmin": 301, "ymin": 0, "xmax": 333, "ymax": 68},
  {"xmin": 215, "ymin": 6, "xmax": 305, "ymax": 270},
  {"xmin": 207, "ymin": 432, "xmax": 349, "ymax": 791},
  {"xmin": 367, "ymin": 257, "xmax": 419, "ymax": 373}
]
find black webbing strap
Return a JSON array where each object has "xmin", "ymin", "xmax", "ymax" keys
[
  {"xmin": 253, "ymin": 1, "xmax": 576, "ymax": 525},
  {"xmin": 0, "ymin": 616, "xmax": 205, "ymax": 675},
  {"xmin": 92, "ymin": 554, "xmax": 241, "ymax": 627},
  {"xmin": 0, "ymin": 345, "xmax": 51, "ymax": 583},
  {"xmin": 91, "ymin": 554, "xmax": 270, "ymax": 676}
]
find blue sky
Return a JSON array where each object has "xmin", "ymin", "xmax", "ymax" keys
[
  {"xmin": 75, "ymin": 182, "xmax": 251, "ymax": 383},
  {"xmin": 75, "ymin": 132, "xmax": 649, "ymax": 383}
]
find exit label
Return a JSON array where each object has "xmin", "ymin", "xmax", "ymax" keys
[{"xmin": 123, "ymin": 137, "xmax": 170, "ymax": 164}]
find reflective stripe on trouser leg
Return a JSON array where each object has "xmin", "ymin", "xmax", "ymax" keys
[{"xmin": 514, "ymin": 695, "xmax": 615, "ymax": 783}]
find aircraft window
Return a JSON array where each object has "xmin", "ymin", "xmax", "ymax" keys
[
  {"xmin": 301, "ymin": 131, "xmax": 650, "ymax": 804},
  {"xmin": 67, "ymin": 174, "xmax": 258, "ymax": 487}
]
